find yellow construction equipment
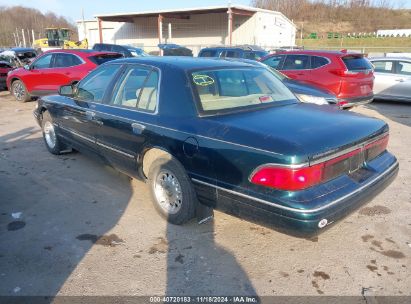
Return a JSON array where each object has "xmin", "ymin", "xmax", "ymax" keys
[{"xmin": 33, "ymin": 28, "xmax": 88, "ymax": 51}]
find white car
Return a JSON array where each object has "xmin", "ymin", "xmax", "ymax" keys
[{"xmin": 369, "ymin": 57, "xmax": 411, "ymax": 103}]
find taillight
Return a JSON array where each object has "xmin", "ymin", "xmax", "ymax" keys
[
  {"xmin": 330, "ymin": 69, "xmax": 359, "ymax": 77},
  {"xmin": 365, "ymin": 134, "xmax": 389, "ymax": 161},
  {"xmin": 250, "ymin": 164, "xmax": 324, "ymax": 191},
  {"xmin": 250, "ymin": 135, "xmax": 389, "ymax": 191}
]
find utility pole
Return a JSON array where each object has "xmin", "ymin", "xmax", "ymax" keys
[{"xmin": 82, "ymin": 8, "xmax": 87, "ymax": 40}]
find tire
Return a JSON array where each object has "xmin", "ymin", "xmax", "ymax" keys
[
  {"xmin": 41, "ymin": 111, "xmax": 62, "ymax": 155},
  {"xmin": 148, "ymin": 156, "xmax": 196, "ymax": 225},
  {"xmin": 11, "ymin": 80, "xmax": 31, "ymax": 102}
]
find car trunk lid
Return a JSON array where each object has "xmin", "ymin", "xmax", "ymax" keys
[{"xmin": 205, "ymin": 103, "xmax": 388, "ymax": 164}]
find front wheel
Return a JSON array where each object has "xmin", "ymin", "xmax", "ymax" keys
[
  {"xmin": 148, "ymin": 156, "xmax": 196, "ymax": 225},
  {"xmin": 41, "ymin": 111, "xmax": 63, "ymax": 155},
  {"xmin": 11, "ymin": 80, "xmax": 31, "ymax": 102}
]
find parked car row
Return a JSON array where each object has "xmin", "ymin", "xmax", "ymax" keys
[{"xmin": 33, "ymin": 56, "xmax": 398, "ymax": 235}]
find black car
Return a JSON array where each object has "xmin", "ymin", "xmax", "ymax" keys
[
  {"xmin": 198, "ymin": 45, "xmax": 268, "ymax": 61},
  {"xmin": 33, "ymin": 57, "xmax": 398, "ymax": 235},
  {"xmin": 93, "ymin": 43, "xmax": 148, "ymax": 57},
  {"xmin": 158, "ymin": 44, "xmax": 193, "ymax": 56}
]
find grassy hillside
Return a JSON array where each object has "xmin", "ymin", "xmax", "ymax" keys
[{"xmin": 297, "ymin": 37, "xmax": 411, "ymax": 53}]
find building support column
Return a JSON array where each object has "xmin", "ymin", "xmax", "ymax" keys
[
  {"xmin": 227, "ymin": 7, "xmax": 233, "ymax": 46},
  {"xmin": 98, "ymin": 18, "xmax": 103, "ymax": 43},
  {"xmin": 158, "ymin": 14, "xmax": 163, "ymax": 56},
  {"xmin": 168, "ymin": 23, "xmax": 172, "ymax": 43}
]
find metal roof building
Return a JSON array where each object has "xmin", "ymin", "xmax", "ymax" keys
[{"xmin": 77, "ymin": 4, "xmax": 296, "ymax": 55}]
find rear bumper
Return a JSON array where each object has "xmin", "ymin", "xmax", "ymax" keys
[
  {"xmin": 337, "ymin": 94, "xmax": 374, "ymax": 108},
  {"xmin": 193, "ymin": 152, "xmax": 398, "ymax": 236}
]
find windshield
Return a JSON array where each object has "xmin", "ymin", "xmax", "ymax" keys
[{"xmin": 191, "ymin": 67, "xmax": 296, "ymax": 115}]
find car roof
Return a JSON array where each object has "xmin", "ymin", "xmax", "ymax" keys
[
  {"xmin": 369, "ymin": 57, "xmax": 411, "ymax": 61},
  {"xmin": 273, "ymin": 50, "xmax": 362, "ymax": 56},
  {"xmin": 43, "ymin": 49, "xmax": 117, "ymax": 57},
  {"xmin": 201, "ymin": 46, "xmax": 265, "ymax": 52},
  {"xmin": 10, "ymin": 47, "xmax": 36, "ymax": 52},
  {"xmin": 110, "ymin": 56, "xmax": 263, "ymax": 70}
]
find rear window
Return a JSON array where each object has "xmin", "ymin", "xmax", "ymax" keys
[
  {"xmin": 283, "ymin": 55, "xmax": 310, "ymax": 70},
  {"xmin": 89, "ymin": 54, "xmax": 123, "ymax": 65},
  {"xmin": 191, "ymin": 68, "xmax": 295, "ymax": 115},
  {"xmin": 342, "ymin": 56, "xmax": 373, "ymax": 71}
]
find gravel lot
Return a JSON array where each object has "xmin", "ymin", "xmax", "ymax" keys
[{"xmin": 0, "ymin": 90, "xmax": 410, "ymax": 297}]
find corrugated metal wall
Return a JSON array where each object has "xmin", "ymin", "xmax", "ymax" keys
[{"xmin": 77, "ymin": 10, "xmax": 296, "ymax": 55}]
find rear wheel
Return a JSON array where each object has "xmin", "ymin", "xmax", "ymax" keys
[
  {"xmin": 11, "ymin": 80, "xmax": 31, "ymax": 102},
  {"xmin": 41, "ymin": 111, "xmax": 62, "ymax": 155},
  {"xmin": 148, "ymin": 156, "xmax": 196, "ymax": 225}
]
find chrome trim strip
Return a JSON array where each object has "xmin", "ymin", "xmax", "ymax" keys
[
  {"xmin": 192, "ymin": 160, "xmax": 398, "ymax": 214},
  {"xmin": 97, "ymin": 142, "xmax": 135, "ymax": 159},
  {"xmin": 60, "ymin": 126, "xmax": 95, "ymax": 143},
  {"xmin": 59, "ymin": 125, "xmax": 134, "ymax": 159},
  {"xmin": 310, "ymin": 132, "xmax": 388, "ymax": 165},
  {"xmin": 248, "ymin": 162, "xmax": 310, "ymax": 182}
]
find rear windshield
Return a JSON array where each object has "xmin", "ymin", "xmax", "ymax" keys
[
  {"xmin": 89, "ymin": 54, "xmax": 123, "ymax": 65},
  {"xmin": 342, "ymin": 56, "xmax": 373, "ymax": 71},
  {"xmin": 191, "ymin": 68, "xmax": 295, "ymax": 115}
]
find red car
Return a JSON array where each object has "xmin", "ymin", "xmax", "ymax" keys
[
  {"xmin": 0, "ymin": 60, "xmax": 13, "ymax": 90},
  {"xmin": 260, "ymin": 50, "xmax": 374, "ymax": 108},
  {"xmin": 7, "ymin": 49, "xmax": 122, "ymax": 102}
]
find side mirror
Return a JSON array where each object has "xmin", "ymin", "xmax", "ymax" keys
[
  {"xmin": 23, "ymin": 64, "xmax": 30, "ymax": 70},
  {"xmin": 59, "ymin": 85, "xmax": 74, "ymax": 97}
]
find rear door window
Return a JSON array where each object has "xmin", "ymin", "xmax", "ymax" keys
[
  {"xmin": 372, "ymin": 61, "xmax": 394, "ymax": 73},
  {"xmin": 311, "ymin": 56, "xmax": 329, "ymax": 69},
  {"xmin": 283, "ymin": 55, "xmax": 310, "ymax": 70},
  {"xmin": 397, "ymin": 61, "xmax": 411, "ymax": 76},
  {"xmin": 221, "ymin": 50, "xmax": 241, "ymax": 58},
  {"xmin": 200, "ymin": 50, "xmax": 217, "ymax": 57},
  {"xmin": 111, "ymin": 66, "xmax": 159, "ymax": 112},
  {"xmin": 52, "ymin": 53, "xmax": 83, "ymax": 68},
  {"xmin": 261, "ymin": 55, "xmax": 285, "ymax": 69},
  {"xmin": 342, "ymin": 56, "xmax": 373, "ymax": 71}
]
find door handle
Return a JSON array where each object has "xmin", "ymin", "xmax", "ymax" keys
[
  {"xmin": 131, "ymin": 122, "xmax": 146, "ymax": 134},
  {"xmin": 395, "ymin": 78, "xmax": 405, "ymax": 82}
]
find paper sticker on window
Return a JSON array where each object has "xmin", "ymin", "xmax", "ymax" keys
[
  {"xmin": 259, "ymin": 95, "xmax": 273, "ymax": 103},
  {"xmin": 193, "ymin": 74, "xmax": 215, "ymax": 86}
]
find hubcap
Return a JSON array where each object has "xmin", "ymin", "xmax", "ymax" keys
[
  {"xmin": 154, "ymin": 169, "xmax": 183, "ymax": 214},
  {"xmin": 13, "ymin": 82, "xmax": 25, "ymax": 101},
  {"xmin": 44, "ymin": 121, "xmax": 56, "ymax": 149}
]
